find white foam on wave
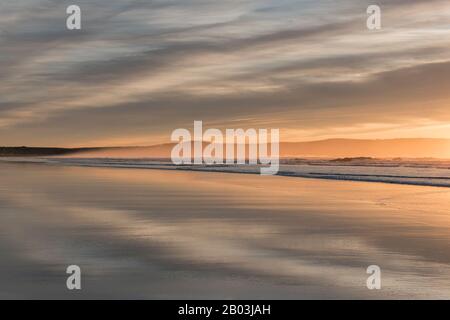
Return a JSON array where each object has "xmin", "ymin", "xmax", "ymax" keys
[{"xmin": 2, "ymin": 157, "xmax": 450, "ymax": 187}]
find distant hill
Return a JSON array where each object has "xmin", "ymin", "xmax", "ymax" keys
[
  {"xmin": 0, "ymin": 145, "xmax": 171, "ymax": 157},
  {"xmin": 1, "ymin": 138, "xmax": 450, "ymax": 159},
  {"xmin": 0, "ymin": 146, "xmax": 96, "ymax": 157},
  {"xmin": 281, "ymin": 138, "xmax": 450, "ymax": 158}
]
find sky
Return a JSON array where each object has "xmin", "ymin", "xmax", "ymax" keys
[{"xmin": 0, "ymin": 0, "xmax": 449, "ymax": 147}]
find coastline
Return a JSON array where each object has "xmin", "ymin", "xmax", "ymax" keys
[{"xmin": 1, "ymin": 156, "xmax": 450, "ymax": 188}]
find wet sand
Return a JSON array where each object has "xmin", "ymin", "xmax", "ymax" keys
[{"xmin": 0, "ymin": 162, "xmax": 449, "ymax": 299}]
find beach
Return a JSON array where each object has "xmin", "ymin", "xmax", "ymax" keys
[{"xmin": 0, "ymin": 161, "xmax": 449, "ymax": 299}]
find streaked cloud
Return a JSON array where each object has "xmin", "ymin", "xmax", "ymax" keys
[{"xmin": 0, "ymin": 0, "xmax": 449, "ymax": 146}]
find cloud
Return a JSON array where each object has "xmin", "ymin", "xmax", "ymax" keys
[{"xmin": 0, "ymin": 0, "xmax": 449, "ymax": 146}]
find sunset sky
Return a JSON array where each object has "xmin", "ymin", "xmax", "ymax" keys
[{"xmin": 0, "ymin": 0, "xmax": 449, "ymax": 147}]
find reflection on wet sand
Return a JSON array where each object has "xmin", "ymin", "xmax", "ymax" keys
[{"xmin": 0, "ymin": 162, "xmax": 449, "ymax": 299}]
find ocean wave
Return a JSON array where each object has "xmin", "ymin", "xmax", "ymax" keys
[{"xmin": 1, "ymin": 157, "xmax": 450, "ymax": 187}]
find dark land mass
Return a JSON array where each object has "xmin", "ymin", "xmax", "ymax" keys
[
  {"xmin": 0, "ymin": 147, "xmax": 100, "ymax": 157},
  {"xmin": 1, "ymin": 138, "xmax": 450, "ymax": 158}
]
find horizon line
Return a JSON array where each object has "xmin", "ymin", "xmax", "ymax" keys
[{"xmin": 2, "ymin": 137, "xmax": 450, "ymax": 149}]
